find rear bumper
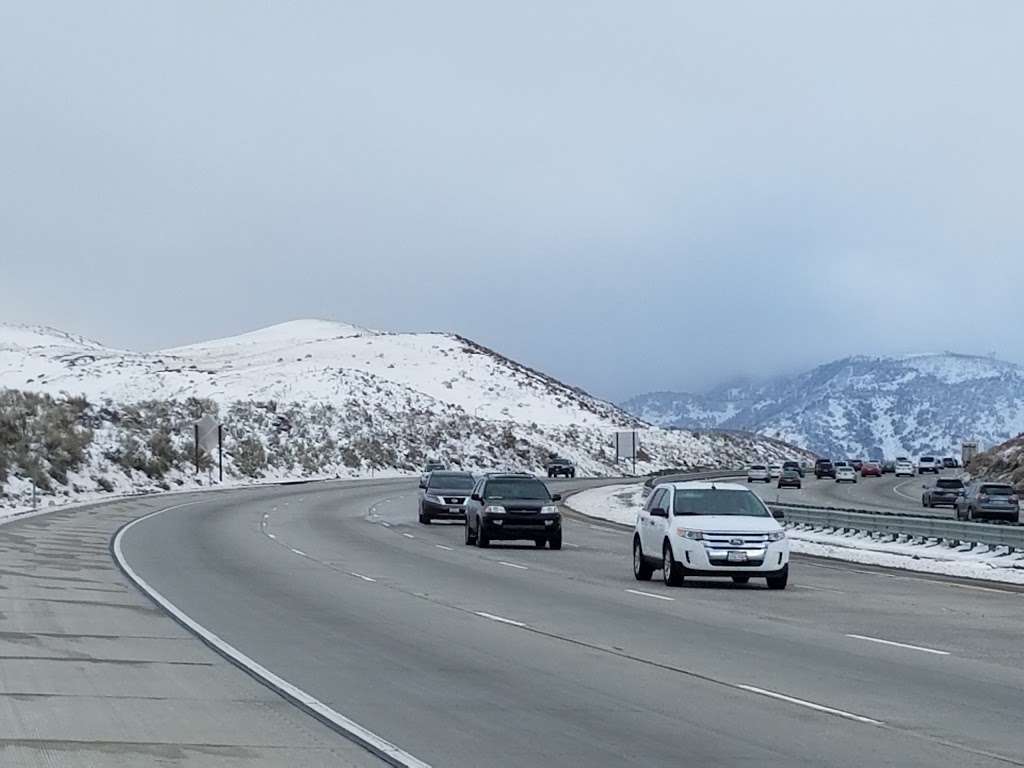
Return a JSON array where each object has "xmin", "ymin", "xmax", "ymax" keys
[{"xmin": 973, "ymin": 505, "xmax": 1020, "ymax": 522}]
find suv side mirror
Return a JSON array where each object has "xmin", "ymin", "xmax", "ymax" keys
[
  {"xmin": 650, "ymin": 507, "xmax": 668, "ymax": 518},
  {"xmin": 418, "ymin": 479, "xmax": 427, "ymax": 489},
  {"xmin": 471, "ymin": 493, "xmax": 482, "ymax": 502},
  {"xmin": 551, "ymin": 493, "xmax": 562, "ymax": 502},
  {"xmin": 772, "ymin": 508, "xmax": 785, "ymax": 521}
]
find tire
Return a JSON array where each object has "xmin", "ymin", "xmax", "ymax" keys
[
  {"xmin": 548, "ymin": 532, "xmax": 562, "ymax": 550},
  {"xmin": 766, "ymin": 565, "xmax": 789, "ymax": 590},
  {"xmin": 633, "ymin": 538, "xmax": 653, "ymax": 581},
  {"xmin": 534, "ymin": 537, "xmax": 546, "ymax": 548},
  {"xmin": 477, "ymin": 526, "xmax": 490, "ymax": 548},
  {"xmin": 465, "ymin": 517, "xmax": 477, "ymax": 545},
  {"xmin": 663, "ymin": 542, "xmax": 684, "ymax": 587},
  {"xmin": 955, "ymin": 505, "xmax": 965, "ymax": 521},
  {"xmin": 966, "ymin": 507, "xmax": 974, "ymax": 522},
  {"xmin": 732, "ymin": 576, "xmax": 750, "ymax": 584},
  {"xmin": 419, "ymin": 513, "xmax": 431, "ymax": 524}
]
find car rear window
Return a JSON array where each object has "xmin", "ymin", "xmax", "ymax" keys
[
  {"xmin": 750, "ymin": 465, "xmax": 766, "ymax": 470},
  {"xmin": 484, "ymin": 479, "xmax": 551, "ymax": 500},
  {"xmin": 428, "ymin": 473, "xmax": 475, "ymax": 490},
  {"xmin": 936, "ymin": 479, "xmax": 964, "ymax": 489},
  {"xmin": 920, "ymin": 457, "xmax": 934, "ymax": 462},
  {"xmin": 672, "ymin": 489, "xmax": 770, "ymax": 517},
  {"xmin": 980, "ymin": 485, "xmax": 1014, "ymax": 496}
]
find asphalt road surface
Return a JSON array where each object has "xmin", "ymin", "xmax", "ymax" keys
[
  {"xmin": 117, "ymin": 478, "xmax": 1024, "ymax": 767},
  {"xmin": 750, "ymin": 469, "xmax": 966, "ymax": 517}
]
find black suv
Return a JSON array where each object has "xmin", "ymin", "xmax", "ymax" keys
[
  {"xmin": 814, "ymin": 459, "xmax": 836, "ymax": 479},
  {"xmin": 464, "ymin": 474, "xmax": 563, "ymax": 549},
  {"xmin": 922, "ymin": 477, "xmax": 965, "ymax": 509},
  {"xmin": 419, "ymin": 471, "xmax": 476, "ymax": 523},
  {"xmin": 546, "ymin": 458, "xmax": 576, "ymax": 478}
]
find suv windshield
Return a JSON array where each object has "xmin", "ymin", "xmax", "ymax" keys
[
  {"xmin": 980, "ymin": 485, "xmax": 1014, "ymax": 496},
  {"xmin": 485, "ymin": 479, "xmax": 551, "ymax": 500},
  {"xmin": 428, "ymin": 473, "xmax": 475, "ymax": 490},
  {"xmin": 937, "ymin": 479, "xmax": 964, "ymax": 489},
  {"xmin": 672, "ymin": 489, "xmax": 771, "ymax": 517}
]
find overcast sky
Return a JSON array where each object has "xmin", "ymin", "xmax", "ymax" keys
[{"xmin": 3, "ymin": 2, "xmax": 1023, "ymax": 401}]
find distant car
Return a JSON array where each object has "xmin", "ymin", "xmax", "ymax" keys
[
  {"xmin": 777, "ymin": 468, "xmax": 802, "ymax": 489},
  {"xmin": 747, "ymin": 464, "xmax": 770, "ymax": 483},
  {"xmin": 922, "ymin": 477, "xmax": 965, "ymax": 509},
  {"xmin": 942, "ymin": 457, "xmax": 958, "ymax": 469},
  {"xmin": 768, "ymin": 463, "xmax": 783, "ymax": 479},
  {"xmin": 954, "ymin": 482, "xmax": 1020, "ymax": 523},
  {"xmin": 464, "ymin": 473, "xmax": 563, "ymax": 548},
  {"xmin": 917, "ymin": 456, "xmax": 940, "ymax": 474},
  {"xmin": 546, "ymin": 458, "xmax": 576, "ymax": 478},
  {"xmin": 894, "ymin": 460, "xmax": 915, "ymax": 477},
  {"xmin": 418, "ymin": 471, "xmax": 475, "ymax": 523},
  {"xmin": 860, "ymin": 462, "xmax": 882, "ymax": 477},
  {"xmin": 835, "ymin": 465, "xmax": 857, "ymax": 483},
  {"xmin": 849, "ymin": 459, "xmax": 864, "ymax": 471},
  {"xmin": 881, "ymin": 460, "xmax": 896, "ymax": 474},
  {"xmin": 632, "ymin": 481, "xmax": 789, "ymax": 589},
  {"xmin": 782, "ymin": 460, "xmax": 804, "ymax": 478},
  {"xmin": 814, "ymin": 459, "xmax": 836, "ymax": 479}
]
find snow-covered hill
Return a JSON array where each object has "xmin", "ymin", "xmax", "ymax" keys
[
  {"xmin": 622, "ymin": 353, "xmax": 1024, "ymax": 459},
  {"xmin": 0, "ymin": 320, "xmax": 809, "ymax": 511}
]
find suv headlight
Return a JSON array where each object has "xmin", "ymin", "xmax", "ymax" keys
[
  {"xmin": 540, "ymin": 505, "xmax": 559, "ymax": 515},
  {"xmin": 675, "ymin": 528, "xmax": 703, "ymax": 540},
  {"xmin": 768, "ymin": 530, "xmax": 786, "ymax": 542},
  {"xmin": 424, "ymin": 494, "xmax": 443, "ymax": 504},
  {"xmin": 483, "ymin": 505, "xmax": 506, "ymax": 515}
]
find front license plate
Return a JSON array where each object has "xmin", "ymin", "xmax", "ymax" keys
[{"xmin": 727, "ymin": 551, "xmax": 748, "ymax": 563}]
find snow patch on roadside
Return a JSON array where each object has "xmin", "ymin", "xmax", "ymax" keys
[{"xmin": 566, "ymin": 483, "xmax": 1024, "ymax": 585}]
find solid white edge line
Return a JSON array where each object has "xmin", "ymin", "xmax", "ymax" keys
[
  {"xmin": 736, "ymin": 684, "xmax": 883, "ymax": 725},
  {"xmin": 846, "ymin": 633, "xmax": 950, "ymax": 656},
  {"xmin": 112, "ymin": 502, "xmax": 431, "ymax": 768},
  {"xmin": 498, "ymin": 561, "xmax": 528, "ymax": 570},
  {"xmin": 475, "ymin": 611, "xmax": 527, "ymax": 628},
  {"xmin": 625, "ymin": 589, "xmax": 674, "ymax": 602}
]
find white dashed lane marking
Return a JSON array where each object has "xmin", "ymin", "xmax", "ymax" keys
[
  {"xmin": 499, "ymin": 561, "xmax": 528, "ymax": 570},
  {"xmin": 475, "ymin": 611, "xmax": 527, "ymax": 628},
  {"xmin": 626, "ymin": 589, "xmax": 674, "ymax": 602},
  {"xmin": 846, "ymin": 633, "xmax": 950, "ymax": 656}
]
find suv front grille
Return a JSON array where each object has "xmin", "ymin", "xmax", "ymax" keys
[{"xmin": 702, "ymin": 532, "xmax": 769, "ymax": 549}]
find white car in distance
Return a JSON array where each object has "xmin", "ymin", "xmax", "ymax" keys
[
  {"xmin": 835, "ymin": 465, "xmax": 857, "ymax": 483},
  {"xmin": 917, "ymin": 456, "xmax": 940, "ymax": 474},
  {"xmin": 632, "ymin": 481, "xmax": 789, "ymax": 589},
  {"xmin": 894, "ymin": 460, "xmax": 915, "ymax": 477},
  {"xmin": 747, "ymin": 464, "xmax": 770, "ymax": 483},
  {"xmin": 768, "ymin": 463, "xmax": 783, "ymax": 479}
]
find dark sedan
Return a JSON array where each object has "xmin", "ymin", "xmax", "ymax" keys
[
  {"xmin": 922, "ymin": 477, "xmax": 964, "ymax": 509},
  {"xmin": 777, "ymin": 468, "xmax": 802, "ymax": 489},
  {"xmin": 419, "ymin": 471, "xmax": 476, "ymax": 523}
]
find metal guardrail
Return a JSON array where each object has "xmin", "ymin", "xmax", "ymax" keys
[{"xmin": 778, "ymin": 506, "xmax": 1024, "ymax": 552}]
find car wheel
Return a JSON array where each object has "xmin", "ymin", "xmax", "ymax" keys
[
  {"xmin": 633, "ymin": 538, "xmax": 653, "ymax": 581},
  {"xmin": 732, "ymin": 576, "xmax": 750, "ymax": 584},
  {"xmin": 419, "ymin": 513, "xmax": 431, "ymax": 524},
  {"xmin": 477, "ymin": 526, "xmax": 490, "ymax": 548},
  {"xmin": 465, "ymin": 517, "xmax": 477, "ymax": 545},
  {"xmin": 548, "ymin": 532, "xmax": 562, "ymax": 550},
  {"xmin": 534, "ymin": 537, "xmax": 546, "ymax": 548},
  {"xmin": 663, "ymin": 542, "xmax": 684, "ymax": 587},
  {"xmin": 766, "ymin": 565, "xmax": 789, "ymax": 590},
  {"xmin": 966, "ymin": 506, "xmax": 974, "ymax": 522}
]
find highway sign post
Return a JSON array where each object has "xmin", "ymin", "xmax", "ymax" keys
[
  {"xmin": 194, "ymin": 414, "xmax": 223, "ymax": 482},
  {"xmin": 615, "ymin": 430, "xmax": 638, "ymax": 476}
]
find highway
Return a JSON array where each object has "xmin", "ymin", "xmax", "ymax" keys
[
  {"xmin": 750, "ymin": 469, "xmax": 962, "ymax": 517},
  {"xmin": 114, "ymin": 478, "xmax": 1024, "ymax": 767}
]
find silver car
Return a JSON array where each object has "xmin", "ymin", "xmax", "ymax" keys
[{"xmin": 954, "ymin": 482, "xmax": 1020, "ymax": 522}]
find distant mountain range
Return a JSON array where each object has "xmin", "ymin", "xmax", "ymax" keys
[{"xmin": 621, "ymin": 353, "xmax": 1024, "ymax": 459}]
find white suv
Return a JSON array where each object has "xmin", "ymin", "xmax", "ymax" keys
[
  {"xmin": 917, "ymin": 456, "xmax": 940, "ymax": 474},
  {"xmin": 747, "ymin": 464, "xmax": 770, "ymax": 483},
  {"xmin": 632, "ymin": 481, "xmax": 789, "ymax": 589}
]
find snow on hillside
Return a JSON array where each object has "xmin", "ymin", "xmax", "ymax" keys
[
  {"xmin": 0, "ymin": 320, "xmax": 811, "ymax": 512},
  {"xmin": 623, "ymin": 353, "xmax": 1024, "ymax": 458}
]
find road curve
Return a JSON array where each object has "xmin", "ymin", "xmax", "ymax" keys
[{"xmin": 116, "ymin": 479, "xmax": 1024, "ymax": 767}]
